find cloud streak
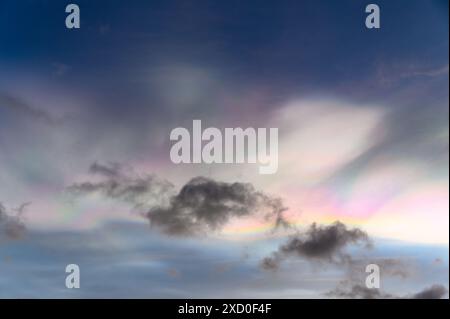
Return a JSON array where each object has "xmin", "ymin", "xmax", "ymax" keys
[
  {"xmin": 326, "ymin": 283, "xmax": 394, "ymax": 299},
  {"xmin": 0, "ymin": 93, "xmax": 58, "ymax": 125},
  {"xmin": 327, "ymin": 283, "xmax": 448, "ymax": 299},
  {"xmin": 67, "ymin": 162, "xmax": 174, "ymax": 211}
]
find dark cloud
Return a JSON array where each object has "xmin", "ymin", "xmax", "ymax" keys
[
  {"xmin": 67, "ymin": 162, "xmax": 174, "ymax": 211},
  {"xmin": 410, "ymin": 284, "xmax": 448, "ymax": 299},
  {"xmin": 261, "ymin": 256, "xmax": 280, "ymax": 271},
  {"xmin": 280, "ymin": 222, "xmax": 371, "ymax": 259},
  {"xmin": 261, "ymin": 222, "xmax": 371, "ymax": 270},
  {"xmin": 326, "ymin": 283, "xmax": 394, "ymax": 299},
  {"xmin": 146, "ymin": 176, "xmax": 288, "ymax": 236},
  {"xmin": 0, "ymin": 201, "xmax": 28, "ymax": 240},
  {"xmin": 89, "ymin": 161, "xmax": 123, "ymax": 178},
  {"xmin": 327, "ymin": 283, "xmax": 448, "ymax": 299},
  {"xmin": 68, "ymin": 163, "xmax": 289, "ymax": 236}
]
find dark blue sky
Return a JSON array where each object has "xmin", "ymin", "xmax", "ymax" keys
[{"xmin": 1, "ymin": 0, "xmax": 448, "ymax": 98}]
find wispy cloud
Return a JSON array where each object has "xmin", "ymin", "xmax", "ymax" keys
[
  {"xmin": 0, "ymin": 201, "xmax": 28, "ymax": 240},
  {"xmin": 0, "ymin": 94, "xmax": 58, "ymax": 125},
  {"xmin": 67, "ymin": 162, "xmax": 174, "ymax": 211}
]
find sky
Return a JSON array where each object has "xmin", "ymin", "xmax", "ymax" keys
[{"xmin": 0, "ymin": 0, "xmax": 449, "ymax": 298}]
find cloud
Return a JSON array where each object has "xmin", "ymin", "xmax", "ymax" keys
[
  {"xmin": 89, "ymin": 161, "xmax": 124, "ymax": 179},
  {"xmin": 260, "ymin": 256, "xmax": 280, "ymax": 271},
  {"xmin": 67, "ymin": 162, "xmax": 174, "ymax": 211},
  {"xmin": 326, "ymin": 283, "xmax": 394, "ymax": 299},
  {"xmin": 261, "ymin": 222, "xmax": 371, "ymax": 270},
  {"xmin": 406, "ymin": 64, "xmax": 449, "ymax": 78},
  {"xmin": 0, "ymin": 93, "xmax": 57, "ymax": 125},
  {"xmin": 327, "ymin": 283, "xmax": 448, "ymax": 299},
  {"xmin": 146, "ymin": 176, "xmax": 288, "ymax": 236},
  {"xmin": 374, "ymin": 62, "xmax": 449, "ymax": 91},
  {"xmin": 0, "ymin": 201, "xmax": 28, "ymax": 240},
  {"xmin": 272, "ymin": 100, "xmax": 384, "ymax": 183},
  {"xmin": 409, "ymin": 284, "xmax": 448, "ymax": 299},
  {"xmin": 67, "ymin": 163, "xmax": 289, "ymax": 236}
]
